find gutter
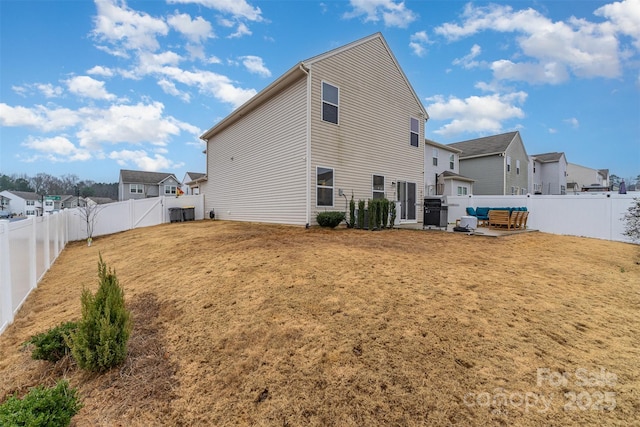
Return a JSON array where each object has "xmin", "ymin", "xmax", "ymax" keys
[{"xmin": 300, "ymin": 63, "xmax": 311, "ymax": 227}]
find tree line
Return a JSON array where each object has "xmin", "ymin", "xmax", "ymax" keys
[{"xmin": 0, "ymin": 173, "xmax": 118, "ymax": 200}]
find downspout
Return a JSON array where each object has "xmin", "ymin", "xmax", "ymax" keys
[{"xmin": 301, "ymin": 63, "xmax": 311, "ymax": 227}]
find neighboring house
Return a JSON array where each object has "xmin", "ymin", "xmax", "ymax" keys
[
  {"xmin": 447, "ymin": 131, "xmax": 529, "ymax": 196},
  {"xmin": 182, "ymin": 172, "xmax": 206, "ymax": 195},
  {"xmin": 529, "ymin": 152, "xmax": 568, "ymax": 195},
  {"xmin": 118, "ymin": 170, "xmax": 181, "ymax": 201},
  {"xmin": 85, "ymin": 197, "xmax": 114, "ymax": 206},
  {"xmin": 0, "ymin": 190, "xmax": 42, "ymax": 216},
  {"xmin": 566, "ymin": 163, "xmax": 610, "ymax": 192},
  {"xmin": 59, "ymin": 195, "xmax": 85, "ymax": 209},
  {"xmin": 424, "ymin": 139, "xmax": 473, "ymax": 196},
  {"xmin": 200, "ymin": 33, "xmax": 428, "ymax": 225}
]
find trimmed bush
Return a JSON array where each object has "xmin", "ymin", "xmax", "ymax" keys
[
  {"xmin": 348, "ymin": 195, "xmax": 356, "ymax": 228},
  {"xmin": 381, "ymin": 198, "xmax": 390, "ymax": 229},
  {"xmin": 316, "ymin": 211, "xmax": 346, "ymax": 228},
  {"xmin": 0, "ymin": 380, "xmax": 82, "ymax": 427},
  {"xmin": 68, "ymin": 255, "xmax": 131, "ymax": 372},
  {"xmin": 357, "ymin": 200, "xmax": 365, "ymax": 229},
  {"xmin": 368, "ymin": 199, "xmax": 377, "ymax": 230},
  {"xmin": 24, "ymin": 321, "xmax": 77, "ymax": 362},
  {"xmin": 389, "ymin": 200, "xmax": 397, "ymax": 228}
]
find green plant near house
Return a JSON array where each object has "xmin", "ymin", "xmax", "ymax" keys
[
  {"xmin": 316, "ymin": 211, "xmax": 346, "ymax": 228},
  {"xmin": 374, "ymin": 199, "xmax": 382, "ymax": 230},
  {"xmin": 389, "ymin": 200, "xmax": 397, "ymax": 228},
  {"xmin": 0, "ymin": 380, "xmax": 82, "ymax": 427},
  {"xmin": 381, "ymin": 198, "xmax": 390, "ymax": 229},
  {"xmin": 358, "ymin": 199, "xmax": 365, "ymax": 229},
  {"xmin": 349, "ymin": 194, "xmax": 356, "ymax": 228},
  {"xmin": 368, "ymin": 199, "xmax": 377, "ymax": 230},
  {"xmin": 24, "ymin": 321, "xmax": 78, "ymax": 362},
  {"xmin": 68, "ymin": 255, "xmax": 131, "ymax": 372}
]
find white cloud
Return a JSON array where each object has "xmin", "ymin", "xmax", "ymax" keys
[
  {"xmin": 228, "ymin": 22, "xmax": 252, "ymax": 38},
  {"xmin": 109, "ymin": 149, "xmax": 184, "ymax": 171},
  {"xmin": 158, "ymin": 79, "xmax": 191, "ymax": 102},
  {"xmin": 453, "ymin": 44, "xmax": 482, "ymax": 69},
  {"xmin": 564, "ymin": 117, "xmax": 580, "ymax": 128},
  {"xmin": 345, "ymin": 0, "xmax": 416, "ymax": 28},
  {"xmin": 167, "ymin": 0, "xmax": 263, "ymax": 22},
  {"xmin": 87, "ymin": 65, "xmax": 114, "ymax": 77},
  {"xmin": 426, "ymin": 92, "xmax": 527, "ymax": 137},
  {"xmin": 240, "ymin": 56, "xmax": 271, "ymax": 77},
  {"xmin": 92, "ymin": 0, "xmax": 169, "ymax": 55},
  {"xmin": 65, "ymin": 76, "xmax": 116, "ymax": 100},
  {"xmin": 409, "ymin": 31, "xmax": 429, "ymax": 57},
  {"xmin": 36, "ymin": 83, "xmax": 64, "ymax": 98},
  {"xmin": 595, "ymin": 0, "xmax": 640, "ymax": 49},
  {"xmin": 76, "ymin": 102, "xmax": 185, "ymax": 149},
  {"xmin": 435, "ymin": 3, "xmax": 626, "ymax": 83},
  {"xmin": 21, "ymin": 136, "xmax": 92, "ymax": 162},
  {"xmin": 167, "ymin": 12, "xmax": 213, "ymax": 43},
  {"xmin": 0, "ymin": 103, "xmax": 81, "ymax": 132}
]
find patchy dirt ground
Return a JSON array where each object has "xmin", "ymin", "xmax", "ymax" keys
[{"xmin": 1, "ymin": 220, "xmax": 639, "ymax": 426}]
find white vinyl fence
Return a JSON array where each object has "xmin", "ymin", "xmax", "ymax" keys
[
  {"xmin": 445, "ymin": 193, "xmax": 637, "ymax": 244},
  {"xmin": 0, "ymin": 195, "xmax": 204, "ymax": 334}
]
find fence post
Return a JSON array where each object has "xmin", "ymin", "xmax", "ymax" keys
[
  {"xmin": 31, "ymin": 217, "xmax": 38, "ymax": 290},
  {"xmin": 0, "ymin": 220, "xmax": 13, "ymax": 332}
]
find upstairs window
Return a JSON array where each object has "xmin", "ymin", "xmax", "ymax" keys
[
  {"xmin": 449, "ymin": 154, "xmax": 455, "ymax": 170},
  {"xmin": 507, "ymin": 156, "xmax": 511, "ymax": 172},
  {"xmin": 432, "ymin": 148, "xmax": 438, "ymax": 166},
  {"xmin": 165, "ymin": 185, "xmax": 177, "ymax": 195},
  {"xmin": 26, "ymin": 200, "xmax": 35, "ymax": 206},
  {"xmin": 317, "ymin": 167, "xmax": 334, "ymax": 207},
  {"xmin": 516, "ymin": 159, "xmax": 521, "ymax": 175},
  {"xmin": 130, "ymin": 184, "xmax": 143, "ymax": 194},
  {"xmin": 410, "ymin": 117, "xmax": 419, "ymax": 147},
  {"xmin": 372, "ymin": 175, "xmax": 385, "ymax": 199},
  {"xmin": 322, "ymin": 82, "xmax": 339, "ymax": 124}
]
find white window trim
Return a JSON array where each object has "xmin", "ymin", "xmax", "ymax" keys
[
  {"xmin": 130, "ymin": 184, "xmax": 143, "ymax": 194},
  {"xmin": 410, "ymin": 117, "xmax": 420, "ymax": 147},
  {"xmin": 316, "ymin": 166, "xmax": 334, "ymax": 207},
  {"xmin": 507, "ymin": 156, "xmax": 511, "ymax": 172},
  {"xmin": 449, "ymin": 154, "xmax": 455, "ymax": 170},
  {"xmin": 372, "ymin": 174, "xmax": 385, "ymax": 199},
  {"xmin": 164, "ymin": 185, "xmax": 177, "ymax": 195},
  {"xmin": 321, "ymin": 81, "xmax": 339, "ymax": 125},
  {"xmin": 516, "ymin": 159, "xmax": 520, "ymax": 175},
  {"xmin": 432, "ymin": 148, "xmax": 438, "ymax": 166}
]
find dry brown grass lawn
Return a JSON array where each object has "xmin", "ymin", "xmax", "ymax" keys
[{"xmin": 1, "ymin": 220, "xmax": 639, "ymax": 426}]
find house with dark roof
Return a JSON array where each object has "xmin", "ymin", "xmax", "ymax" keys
[
  {"xmin": 566, "ymin": 163, "xmax": 610, "ymax": 193},
  {"xmin": 0, "ymin": 190, "xmax": 42, "ymax": 216},
  {"xmin": 200, "ymin": 33, "xmax": 428, "ymax": 225},
  {"xmin": 529, "ymin": 152, "xmax": 568, "ymax": 195},
  {"xmin": 118, "ymin": 170, "xmax": 181, "ymax": 201},
  {"xmin": 182, "ymin": 172, "xmax": 206, "ymax": 195},
  {"xmin": 447, "ymin": 131, "xmax": 529, "ymax": 195},
  {"xmin": 424, "ymin": 139, "xmax": 474, "ymax": 196}
]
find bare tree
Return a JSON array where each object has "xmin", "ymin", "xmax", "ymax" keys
[{"xmin": 77, "ymin": 202, "xmax": 103, "ymax": 246}]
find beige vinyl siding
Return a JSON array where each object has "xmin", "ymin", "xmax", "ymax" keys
[
  {"xmin": 203, "ymin": 77, "xmax": 308, "ymax": 225},
  {"xmin": 308, "ymin": 36, "xmax": 424, "ymax": 221},
  {"xmin": 459, "ymin": 156, "xmax": 504, "ymax": 195}
]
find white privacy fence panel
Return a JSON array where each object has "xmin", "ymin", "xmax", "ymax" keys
[
  {"xmin": 445, "ymin": 193, "xmax": 637, "ymax": 243},
  {"xmin": 1, "ymin": 194, "xmax": 204, "ymax": 335}
]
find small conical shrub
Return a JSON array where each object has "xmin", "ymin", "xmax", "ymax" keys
[{"xmin": 69, "ymin": 255, "xmax": 131, "ymax": 372}]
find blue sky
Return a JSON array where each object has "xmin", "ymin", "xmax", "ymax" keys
[{"xmin": 1, "ymin": 0, "xmax": 639, "ymax": 184}]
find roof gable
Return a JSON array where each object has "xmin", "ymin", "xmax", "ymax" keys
[
  {"xmin": 447, "ymin": 131, "xmax": 520, "ymax": 159},
  {"xmin": 201, "ymin": 32, "xmax": 427, "ymax": 140},
  {"xmin": 531, "ymin": 152, "xmax": 566, "ymax": 163},
  {"xmin": 2, "ymin": 190, "xmax": 41, "ymax": 201},
  {"xmin": 120, "ymin": 169, "xmax": 177, "ymax": 185}
]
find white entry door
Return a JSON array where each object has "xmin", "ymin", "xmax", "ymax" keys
[{"xmin": 397, "ymin": 181, "xmax": 416, "ymax": 222}]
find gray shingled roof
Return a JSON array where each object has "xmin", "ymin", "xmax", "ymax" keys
[
  {"xmin": 3, "ymin": 191, "xmax": 41, "ymax": 201},
  {"xmin": 186, "ymin": 172, "xmax": 205, "ymax": 181},
  {"xmin": 447, "ymin": 131, "xmax": 519, "ymax": 159},
  {"xmin": 120, "ymin": 169, "xmax": 177, "ymax": 184},
  {"xmin": 440, "ymin": 171, "xmax": 475, "ymax": 182},
  {"xmin": 531, "ymin": 152, "xmax": 564, "ymax": 162}
]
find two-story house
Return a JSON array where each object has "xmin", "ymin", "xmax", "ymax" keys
[
  {"xmin": 0, "ymin": 190, "xmax": 42, "ymax": 216},
  {"xmin": 566, "ymin": 163, "xmax": 610, "ymax": 192},
  {"xmin": 447, "ymin": 131, "xmax": 529, "ymax": 195},
  {"xmin": 118, "ymin": 170, "xmax": 181, "ymax": 201},
  {"xmin": 200, "ymin": 33, "xmax": 428, "ymax": 226},
  {"xmin": 182, "ymin": 172, "xmax": 206, "ymax": 195},
  {"xmin": 529, "ymin": 152, "xmax": 568, "ymax": 195},
  {"xmin": 424, "ymin": 139, "xmax": 474, "ymax": 197}
]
